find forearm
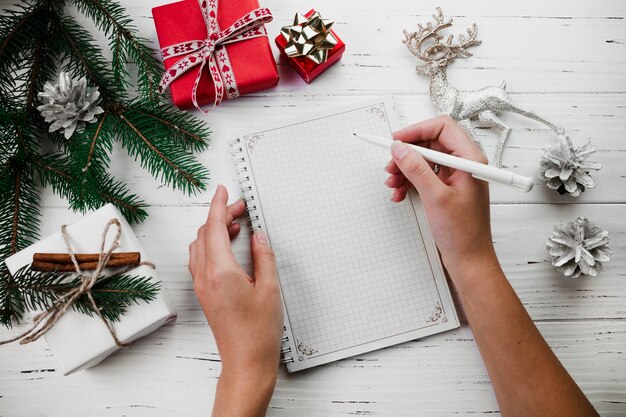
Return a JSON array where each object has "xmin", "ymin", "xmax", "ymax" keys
[
  {"xmin": 212, "ymin": 371, "xmax": 277, "ymax": 417},
  {"xmin": 450, "ymin": 259, "xmax": 598, "ymax": 417}
]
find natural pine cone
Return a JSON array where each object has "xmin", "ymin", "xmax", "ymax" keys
[
  {"xmin": 546, "ymin": 217, "xmax": 612, "ymax": 278},
  {"xmin": 538, "ymin": 135, "xmax": 601, "ymax": 197},
  {"xmin": 37, "ymin": 72, "xmax": 104, "ymax": 139}
]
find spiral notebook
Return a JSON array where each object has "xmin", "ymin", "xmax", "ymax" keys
[{"xmin": 231, "ymin": 98, "xmax": 459, "ymax": 372}]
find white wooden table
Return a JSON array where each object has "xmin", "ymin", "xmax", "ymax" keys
[{"xmin": 1, "ymin": 0, "xmax": 625, "ymax": 415}]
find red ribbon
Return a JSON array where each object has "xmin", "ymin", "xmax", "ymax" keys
[{"xmin": 158, "ymin": 0, "xmax": 273, "ymax": 113}]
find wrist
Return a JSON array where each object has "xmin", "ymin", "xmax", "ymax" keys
[
  {"xmin": 215, "ymin": 368, "xmax": 277, "ymax": 416},
  {"xmin": 443, "ymin": 250, "xmax": 503, "ymax": 294},
  {"xmin": 219, "ymin": 363, "xmax": 278, "ymax": 395}
]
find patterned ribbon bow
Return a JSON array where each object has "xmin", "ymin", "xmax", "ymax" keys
[{"xmin": 158, "ymin": 0, "xmax": 273, "ymax": 113}]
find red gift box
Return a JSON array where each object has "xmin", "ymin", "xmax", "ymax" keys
[
  {"xmin": 152, "ymin": 0, "xmax": 279, "ymax": 110},
  {"xmin": 275, "ymin": 9, "xmax": 345, "ymax": 83}
]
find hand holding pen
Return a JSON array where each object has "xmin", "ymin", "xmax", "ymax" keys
[
  {"xmin": 355, "ymin": 120, "xmax": 534, "ymax": 193},
  {"xmin": 376, "ymin": 115, "xmax": 500, "ymax": 280}
]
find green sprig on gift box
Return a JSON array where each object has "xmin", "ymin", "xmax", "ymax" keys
[
  {"xmin": 2, "ymin": 265, "xmax": 161, "ymax": 324},
  {"xmin": 0, "ymin": 0, "xmax": 211, "ymax": 328}
]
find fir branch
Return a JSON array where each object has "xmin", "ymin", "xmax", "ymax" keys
[
  {"xmin": 79, "ymin": 274, "xmax": 161, "ymax": 322},
  {"xmin": 66, "ymin": 112, "xmax": 113, "ymax": 182},
  {"xmin": 70, "ymin": 0, "xmax": 162, "ymax": 100},
  {"xmin": 11, "ymin": 167, "xmax": 21, "ymax": 254},
  {"xmin": 0, "ymin": 161, "xmax": 41, "ymax": 325},
  {"xmin": 84, "ymin": 114, "xmax": 108, "ymax": 172},
  {"xmin": 25, "ymin": 42, "xmax": 44, "ymax": 110},
  {"xmin": 0, "ymin": 2, "xmax": 38, "ymax": 67},
  {"xmin": 0, "ymin": 6, "xmax": 36, "ymax": 58},
  {"xmin": 61, "ymin": 114, "xmax": 116, "ymax": 211},
  {"xmin": 2, "ymin": 267, "xmax": 72, "ymax": 315},
  {"xmin": 0, "ymin": 104, "xmax": 41, "ymax": 163},
  {"xmin": 0, "ymin": 0, "xmax": 59, "ymax": 98},
  {"xmin": 83, "ymin": 172, "xmax": 149, "ymax": 223},
  {"xmin": 23, "ymin": 33, "xmax": 58, "ymax": 115},
  {"xmin": 10, "ymin": 113, "xmax": 36, "ymax": 156},
  {"xmin": 4, "ymin": 265, "xmax": 161, "ymax": 323},
  {"xmin": 68, "ymin": 0, "xmax": 133, "ymax": 91},
  {"xmin": 121, "ymin": 101, "xmax": 210, "ymax": 153},
  {"xmin": 110, "ymin": 28, "xmax": 130, "ymax": 90},
  {"xmin": 0, "ymin": 265, "xmax": 24, "ymax": 326},
  {"xmin": 0, "ymin": 160, "xmax": 41, "ymax": 257},
  {"xmin": 121, "ymin": 33, "xmax": 162, "ymax": 101},
  {"xmin": 115, "ymin": 110, "xmax": 209, "ymax": 194},
  {"xmin": 30, "ymin": 154, "xmax": 73, "ymax": 198},
  {"xmin": 69, "ymin": 0, "xmax": 131, "ymax": 36},
  {"xmin": 0, "ymin": 97, "xmax": 20, "ymax": 162},
  {"xmin": 34, "ymin": 154, "xmax": 148, "ymax": 223},
  {"xmin": 50, "ymin": 12, "xmax": 120, "ymax": 100}
]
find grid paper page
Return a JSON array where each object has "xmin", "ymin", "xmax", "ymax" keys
[{"xmin": 242, "ymin": 101, "xmax": 456, "ymax": 367}]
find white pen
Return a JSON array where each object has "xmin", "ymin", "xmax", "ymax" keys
[{"xmin": 353, "ymin": 132, "xmax": 534, "ymax": 192}]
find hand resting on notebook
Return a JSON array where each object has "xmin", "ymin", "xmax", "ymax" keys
[{"xmin": 188, "ymin": 185, "xmax": 283, "ymax": 417}]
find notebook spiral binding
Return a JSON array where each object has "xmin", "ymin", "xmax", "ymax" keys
[
  {"xmin": 230, "ymin": 137, "xmax": 262, "ymax": 233},
  {"xmin": 230, "ymin": 137, "xmax": 295, "ymax": 365}
]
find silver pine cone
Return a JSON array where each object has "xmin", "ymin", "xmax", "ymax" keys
[
  {"xmin": 538, "ymin": 135, "xmax": 601, "ymax": 197},
  {"xmin": 546, "ymin": 217, "xmax": 612, "ymax": 278},
  {"xmin": 37, "ymin": 72, "xmax": 104, "ymax": 139}
]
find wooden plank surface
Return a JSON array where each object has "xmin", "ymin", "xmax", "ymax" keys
[{"xmin": 1, "ymin": 0, "xmax": 625, "ymax": 415}]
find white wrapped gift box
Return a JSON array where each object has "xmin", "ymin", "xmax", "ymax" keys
[{"xmin": 4, "ymin": 204, "xmax": 176, "ymax": 375}]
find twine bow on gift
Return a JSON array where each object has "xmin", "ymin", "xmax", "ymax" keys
[
  {"xmin": 158, "ymin": 0, "xmax": 273, "ymax": 113},
  {"xmin": 0, "ymin": 219, "xmax": 155, "ymax": 347}
]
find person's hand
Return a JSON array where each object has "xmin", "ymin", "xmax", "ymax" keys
[
  {"xmin": 384, "ymin": 115, "xmax": 500, "ymax": 288},
  {"xmin": 189, "ymin": 185, "xmax": 283, "ymax": 414}
]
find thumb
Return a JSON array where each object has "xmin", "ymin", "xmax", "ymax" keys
[
  {"xmin": 391, "ymin": 141, "xmax": 445, "ymax": 196},
  {"xmin": 251, "ymin": 231, "xmax": 277, "ymax": 286}
]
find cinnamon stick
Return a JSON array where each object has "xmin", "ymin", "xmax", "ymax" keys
[
  {"xmin": 32, "ymin": 257, "xmax": 141, "ymax": 272},
  {"xmin": 33, "ymin": 252, "xmax": 140, "ymax": 264},
  {"xmin": 31, "ymin": 252, "xmax": 141, "ymax": 272}
]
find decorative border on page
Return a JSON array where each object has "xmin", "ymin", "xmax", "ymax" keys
[
  {"xmin": 296, "ymin": 338, "xmax": 318, "ymax": 361},
  {"xmin": 245, "ymin": 134, "xmax": 264, "ymax": 152},
  {"xmin": 426, "ymin": 300, "xmax": 448, "ymax": 324},
  {"xmin": 365, "ymin": 103, "xmax": 387, "ymax": 123}
]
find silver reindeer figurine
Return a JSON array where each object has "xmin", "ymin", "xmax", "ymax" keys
[{"xmin": 403, "ymin": 8, "xmax": 565, "ymax": 167}]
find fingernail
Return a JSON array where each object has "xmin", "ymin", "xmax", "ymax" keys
[
  {"xmin": 384, "ymin": 177, "xmax": 392, "ymax": 187},
  {"xmin": 255, "ymin": 231, "xmax": 268, "ymax": 244},
  {"xmin": 391, "ymin": 142, "xmax": 409, "ymax": 161},
  {"xmin": 384, "ymin": 160, "xmax": 393, "ymax": 171}
]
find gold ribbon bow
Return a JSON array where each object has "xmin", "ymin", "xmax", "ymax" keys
[{"xmin": 280, "ymin": 11, "xmax": 338, "ymax": 65}]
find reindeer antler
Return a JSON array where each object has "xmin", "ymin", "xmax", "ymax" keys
[
  {"xmin": 403, "ymin": 7, "xmax": 482, "ymax": 63},
  {"xmin": 444, "ymin": 23, "xmax": 481, "ymax": 60},
  {"xmin": 402, "ymin": 7, "xmax": 452, "ymax": 62}
]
